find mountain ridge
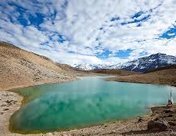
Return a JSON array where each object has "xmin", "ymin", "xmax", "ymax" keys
[
  {"xmin": 121, "ymin": 53, "xmax": 176, "ymax": 72},
  {"xmin": 73, "ymin": 53, "xmax": 176, "ymax": 72}
]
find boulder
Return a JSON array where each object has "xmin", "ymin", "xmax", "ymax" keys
[
  {"xmin": 168, "ymin": 121, "xmax": 176, "ymax": 126},
  {"xmin": 137, "ymin": 116, "xmax": 143, "ymax": 123},
  {"xmin": 164, "ymin": 109, "xmax": 174, "ymax": 113},
  {"xmin": 147, "ymin": 119, "xmax": 169, "ymax": 131}
]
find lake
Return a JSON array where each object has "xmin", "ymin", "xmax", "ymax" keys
[{"xmin": 10, "ymin": 76, "xmax": 176, "ymax": 133}]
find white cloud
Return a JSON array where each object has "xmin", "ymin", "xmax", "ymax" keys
[{"xmin": 0, "ymin": 0, "xmax": 176, "ymax": 66}]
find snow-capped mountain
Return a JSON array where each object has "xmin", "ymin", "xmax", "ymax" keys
[
  {"xmin": 72, "ymin": 63, "xmax": 120, "ymax": 70},
  {"xmin": 72, "ymin": 63, "xmax": 100, "ymax": 70},
  {"xmin": 72, "ymin": 53, "xmax": 176, "ymax": 72},
  {"xmin": 121, "ymin": 53, "xmax": 176, "ymax": 72}
]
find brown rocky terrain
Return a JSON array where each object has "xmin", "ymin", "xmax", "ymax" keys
[
  {"xmin": 0, "ymin": 42, "xmax": 76, "ymax": 91},
  {"xmin": 91, "ymin": 69, "xmax": 137, "ymax": 76},
  {"xmin": 109, "ymin": 65, "xmax": 176, "ymax": 87}
]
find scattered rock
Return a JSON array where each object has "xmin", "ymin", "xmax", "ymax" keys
[
  {"xmin": 108, "ymin": 130, "xmax": 116, "ymax": 134},
  {"xmin": 2, "ymin": 94, "xmax": 9, "ymax": 97},
  {"xmin": 104, "ymin": 125, "xmax": 108, "ymax": 128},
  {"xmin": 7, "ymin": 100, "xmax": 14, "ymax": 103},
  {"xmin": 1, "ymin": 104, "xmax": 6, "ymax": 107},
  {"xmin": 147, "ymin": 119, "xmax": 169, "ymax": 131},
  {"xmin": 137, "ymin": 116, "xmax": 143, "ymax": 123},
  {"xmin": 164, "ymin": 109, "xmax": 174, "ymax": 113},
  {"xmin": 3, "ymin": 108, "xmax": 9, "ymax": 111},
  {"xmin": 167, "ymin": 114, "xmax": 173, "ymax": 117},
  {"xmin": 168, "ymin": 121, "xmax": 176, "ymax": 126}
]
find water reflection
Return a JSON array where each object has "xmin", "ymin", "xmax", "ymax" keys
[{"xmin": 11, "ymin": 76, "xmax": 176, "ymax": 132}]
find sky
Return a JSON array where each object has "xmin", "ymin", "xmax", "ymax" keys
[{"xmin": 0, "ymin": 0, "xmax": 176, "ymax": 66}]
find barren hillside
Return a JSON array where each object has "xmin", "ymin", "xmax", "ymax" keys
[
  {"xmin": 91, "ymin": 69, "xmax": 137, "ymax": 76},
  {"xmin": 0, "ymin": 42, "xmax": 76, "ymax": 91},
  {"xmin": 109, "ymin": 65, "xmax": 176, "ymax": 86}
]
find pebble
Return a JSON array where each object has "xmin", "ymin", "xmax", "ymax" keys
[{"xmin": 3, "ymin": 108, "xmax": 9, "ymax": 111}]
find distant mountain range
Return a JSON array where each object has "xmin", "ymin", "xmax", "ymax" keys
[
  {"xmin": 121, "ymin": 53, "xmax": 176, "ymax": 72},
  {"xmin": 73, "ymin": 53, "xmax": 176, "ymax": 72},
  {"xmin": 72, "ymin": 63, "xmax": 119, "ymax": 71}
]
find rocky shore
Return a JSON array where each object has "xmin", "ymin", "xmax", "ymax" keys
[{"xmin": 0, "ymin": 91, "xmax": 22, "ymax": 136}]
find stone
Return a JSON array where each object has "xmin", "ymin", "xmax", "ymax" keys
[
  {"xmin": 164, "ymin": 109, "xmax": 174, "ymax": 113},
  {"xmin": 147, "ymin": 119, "xmax": 169, "ymax": 131},
  {"xmin": 137, "ymin": 116, "xmax": 143, "ymax": 123},
  {"xmin": 168, "ymin": 121, "xmax": 176, "ymax": 126},
  {"xmin": 3, "ymin": 108, "xmax": 9, "ymax": 111}
]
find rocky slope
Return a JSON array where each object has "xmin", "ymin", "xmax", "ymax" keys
[{"xmin": 0, "ymin": 42, "xmax": 76, "ymax": 91}]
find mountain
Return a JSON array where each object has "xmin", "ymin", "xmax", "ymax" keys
[
  {"xmin": 73, "ymin": 63, "xmax": 108, "ymax": 71},
  {"xmin": 72, "ymin": 63, "xmax": 121, "ymax": 71},
  {"xmin": 120, "ymin": 53, "xmax": 176, "ymax": 73},
  {"xmin": 73, "ymin": 53, "xmax": 176, "ymax": 72},
  {"xmin": 0, "ymin": 42, "xmax": 76, "ymax": 91},
  {"xmin": 72, "ymin": 63, "xmax": 101, "ymax": 71}
]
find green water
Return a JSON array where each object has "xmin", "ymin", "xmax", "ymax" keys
[{"xmin": 10, "ymin": 76, "xmax": 176, "ymax": 133}]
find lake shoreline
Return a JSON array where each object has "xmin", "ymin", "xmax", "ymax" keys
[
  {"xmin": 1, "ymin": 75, "xmax": 176, "ymax": 136},
  {"xmin": 108, "ymin": 71, "xmax": 176, "ymax": 87}
]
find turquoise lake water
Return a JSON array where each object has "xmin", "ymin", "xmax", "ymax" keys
[{"xmin": 10, "ymin": 76, "xmax": 176, "ymax": 133}]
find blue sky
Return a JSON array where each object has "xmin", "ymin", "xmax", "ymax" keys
[{"xmin": 0, "ymin": 0, "xmax": 176, "ymax": 65}]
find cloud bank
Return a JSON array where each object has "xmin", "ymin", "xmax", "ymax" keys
[{"xmin": 0, "ymin": 0, "xmax": 176, "ymax": 66}]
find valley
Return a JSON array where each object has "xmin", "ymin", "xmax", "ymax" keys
[
  {"xmin": 1, "ymin": 1, "xmax": 176, "ymax": 136},
  {"xmin": 0, "ymin": 42, "xmax": 176, "ymax": 136}
]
